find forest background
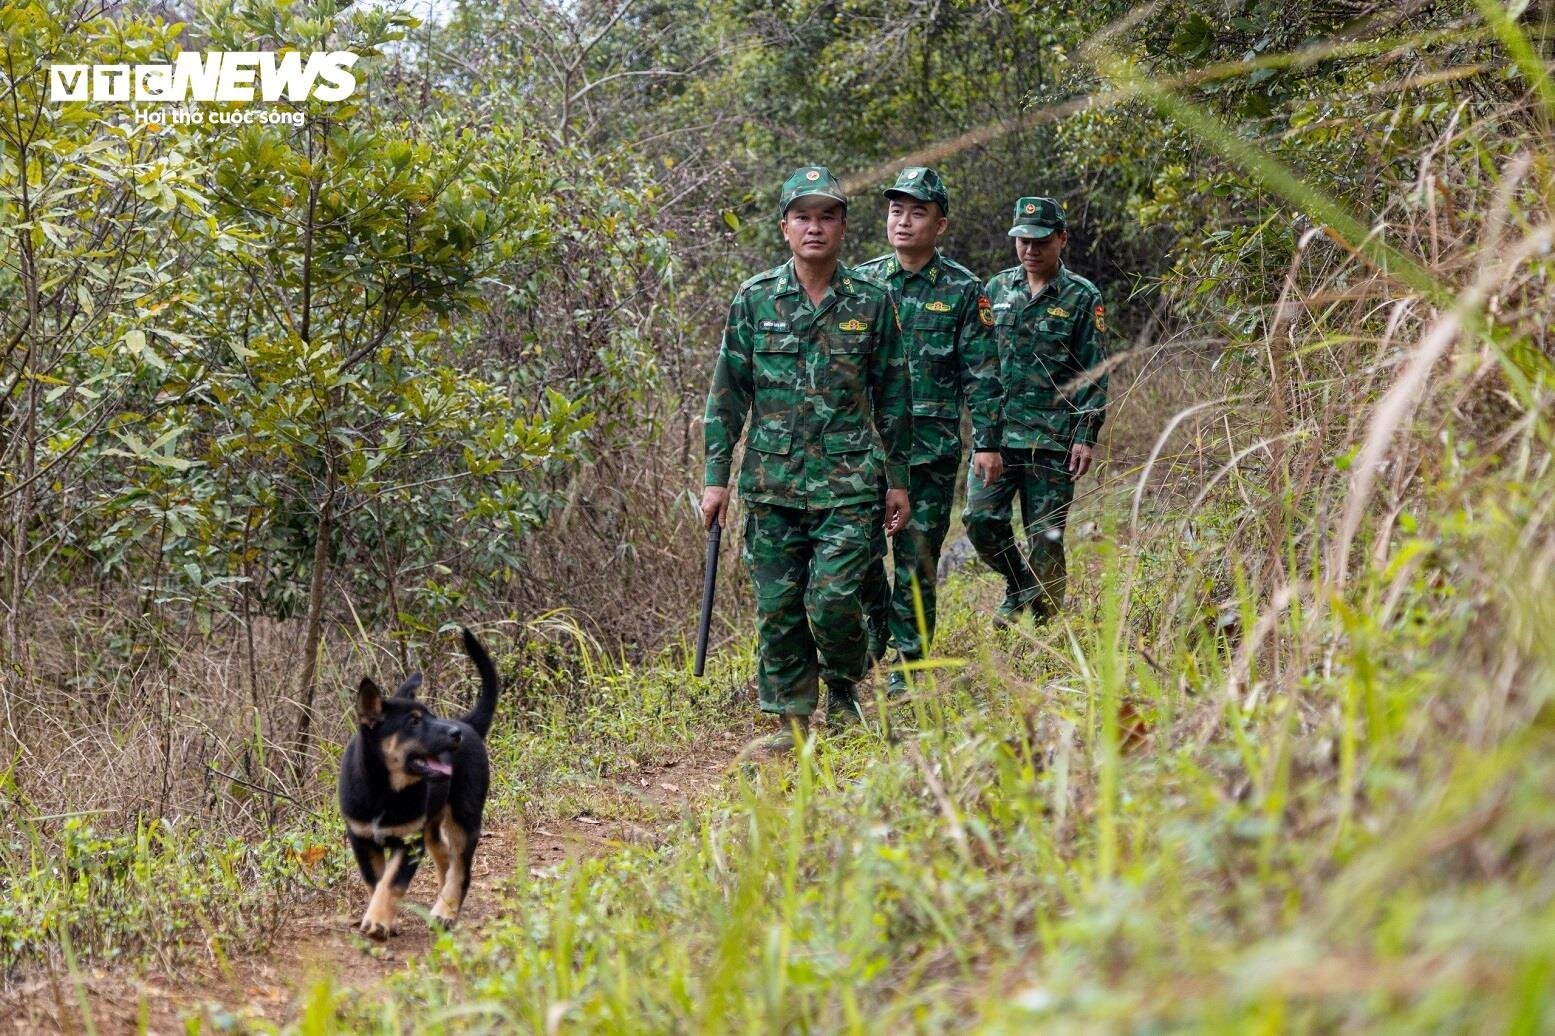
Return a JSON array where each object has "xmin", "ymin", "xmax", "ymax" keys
[{"xmin": 3, "ymin": 0, "xmax": 1555, "ymax": 1030}]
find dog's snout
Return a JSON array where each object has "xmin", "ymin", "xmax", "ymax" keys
[{"xmin": 446, "ymin": 724, "xmax": 462, "ymax": 745}]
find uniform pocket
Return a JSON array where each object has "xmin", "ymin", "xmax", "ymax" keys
[
  {"xmin": 1007, "ymin": 404, "xmax": 1072, "ymax": 444},
  {"xmin": 912, "ymin": 315, "xmax": 956, "ymax": 334},
  {"xmin": 1037, "ymin": 317, "xmax": 1074, "ymax": 339},
  {"xmin": 993, "ymin": 310, "xmax": 1018, "ymax": 350},
  {"xmin": 755, "ymin": 331, "xmax": 799, "ymax": 353},
  {"xmin": 827, "ymin": 332, "xmax": 872, "ymax": 354},
  {"xmin": 912, "ymin": 399, "xmax": 957, "ymax": 419},
  {"xmin": 749, "ymin": 424, "xmax": 792, "ymax": 455},
  {"xmin": 754, "ymin": 332, "xmax": 799, "ymax": 389},
  {"xmin": 823, "ymin": 427, "xmax": 874, "ymax": 454}
]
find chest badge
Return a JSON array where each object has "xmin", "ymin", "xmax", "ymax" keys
[
  {"xmin": 924, "ymin": 300, "xmax": 952, "ymax": 313},
  {"xmin": 1047, "ymin": 305, "xmax": 1070, "ymax": 318},
  {"xmin": 838, "ymin": 319, "xmax": 867, "ymax": 332}
]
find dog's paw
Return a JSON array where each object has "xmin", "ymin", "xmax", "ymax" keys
[
  {"xmin": 359, "ymin": 915, "xmax": 393, "ymax": 941},
  {"xmin": 429, "ymin": 903, "xmax": 459, "ymax": 930}
]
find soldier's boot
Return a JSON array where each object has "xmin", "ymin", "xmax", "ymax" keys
[
  {"xmin": 992, "ymin": 581, "xmax": 1040, "ymax": 629},
  {"xmin": 825, "ymin": 685, "xmax": 865, "ymax": 732},
  {"xmin": 865, "ymin": 617, "xmax": 891, "ymax": 667},
  {"xmin": 761, "ymin": 714, "xmax": 811, "ymax": 753},
  {"xmin": 968, "ymin": 518, "xmax": 1038, "ymax": 630},
  {"xmin": 885, "ymin": 654, "xmax": 920, "ymax": 699},
  {"xmin": 1026, "ymin": 534, "xmax": 1067, "ymax": 623},
  {"xmin": 861, "ymin": 537, "xmax": 891, "ymax": 666}
]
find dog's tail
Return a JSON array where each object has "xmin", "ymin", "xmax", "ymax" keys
[{"xmin": 460, "ymin": 627, "xmax": 500, "ymax": 738}]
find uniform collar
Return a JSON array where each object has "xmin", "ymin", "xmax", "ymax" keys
[
  {"xmin": 1023, "ymin": 261, "xmax": 1071, "ymax": 300},
  {"xmin": 883, "ymin": 250, "xmax": 941, "ymax": 284},
  {"xmin": 774, "ymin": 258, "xmax": 858, "ymax": 298}
]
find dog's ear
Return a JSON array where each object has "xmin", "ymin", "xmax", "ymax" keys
[
  {"xmin": 357, "ymin": 677, "xmax": 385, "ymax": 727},
  {"xmin": 392, "ymin": 672, "xmax": 423, "ymax": 701}
]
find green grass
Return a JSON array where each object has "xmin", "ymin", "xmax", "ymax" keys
[
  {"xmin": 0, "ymin": 808, "xmax": 342, "ymax": 979},
  {"xmin": 0, "ymin": 618, "xmax": 759, "ymax": 984},
  {"xmin": 284, "ymin": 462, "xmax": 1555, "ymax": 1032}
]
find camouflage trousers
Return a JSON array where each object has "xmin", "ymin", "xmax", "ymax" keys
[
  {"xmin": 963, "ymin": 448, "xmax": 1075, "ymax": 618},
  {"xmin": 743, "ymin": 501, "xmax": 877, "ymax": 716},
  {"xmin": 862, "ymin": 452, "xmax": 961, "ymax": 662}
]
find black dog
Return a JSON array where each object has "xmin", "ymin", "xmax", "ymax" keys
[{"xmin": 337, "ymin": 627, "xmax": 499, "ymax": 940}]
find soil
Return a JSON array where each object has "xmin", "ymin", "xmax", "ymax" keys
[{"xmin": 0, "ymin": 726, "xmax": 756, "ymax": 1035}]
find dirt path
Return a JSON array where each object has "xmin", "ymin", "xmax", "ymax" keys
[{"xmin": 2, "ymin": 727, "xmax": 754, "ymax": 1035}]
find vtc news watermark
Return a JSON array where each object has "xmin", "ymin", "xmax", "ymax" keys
[{"xmin": 49, "ymin": 51, "xmax": 359, "ymax": 128}]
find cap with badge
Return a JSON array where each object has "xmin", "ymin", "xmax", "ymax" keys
[
  {"xmin": 882, "ymin": 166, "xmax": 949, "ymax": 214},
  {"xmin": 779, "ymin": 165, "xmax": 848, "ymax": 217},
  {"xmin": 1008, "ymin": 196, "xmax": 1067, "ymax": 239}
]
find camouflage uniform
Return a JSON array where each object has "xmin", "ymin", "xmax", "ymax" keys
[
  {"xmin": 965, "ymin": 197, "xmax": 1106, "ymax": 620},
  {"xmin": 705, "ymin": 168, "xmax": 911, "ymax": 715},
  {"xmin": 856, "ymin": 169, "xmax": 1002, "ymax": 664}
]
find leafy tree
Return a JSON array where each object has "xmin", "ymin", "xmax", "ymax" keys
[{"xmin": 0, "ymin": 3, "xmax": 214, "ymax": 660}]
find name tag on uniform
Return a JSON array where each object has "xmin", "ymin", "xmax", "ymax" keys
[
  {"xmin": 759, "ymin": 320, "xmax": 790, "ymax": 332},
  {"xmin": 992, "ymin": 302, "xmax": 1012, "ymax": 311},
  {"xmin": 924, "ymin": 300, "xmax": 951, "ymax": 312}
]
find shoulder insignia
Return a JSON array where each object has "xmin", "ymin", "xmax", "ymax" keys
[
  {"xmin": 838, "ymin": 318, "xmax": 867, "ymax": 332},
  {"xmin": 978, "ymin": 295, "xmax": 994, "ymax": 327},
  {"xmin": 1094, "ymin": 304, "xmax": 1106, "ymax": 333},
  {"xmin": 924, "ymin": 300, "xmax": 952, "ymax": 313},
  {"xmin": 1047, "ymin": 305, "xmax": 1070, "ymax": 318}
]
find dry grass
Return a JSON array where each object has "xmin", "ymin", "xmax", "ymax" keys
[{"xmin": 286, "ymin": 79, "xmax": 1555, "ymax": 1031}]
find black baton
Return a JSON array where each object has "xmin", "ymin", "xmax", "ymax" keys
[{"xmin": 694, "ymin": 517, "xmax": 721, "ymax": 676}]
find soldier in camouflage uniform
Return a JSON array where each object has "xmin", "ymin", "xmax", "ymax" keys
[
  {"xmin": 857, "ymin": 167, "xmax": 1004, "ymax": 695},
  {"xmin": 701, "ymin": 166, "xmax": 913, "ymax": 747},
  {"xmin": 965, "ymin": 197, "xmax": 1107, "ymax": 626}
]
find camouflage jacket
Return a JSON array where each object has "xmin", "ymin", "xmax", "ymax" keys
[
  {"xmin": 985, "ymin": 263, "xmax": 1107, "ymax": 452},
  {"xmin": 855, "ymin": 250, "xmax": 1003, "ymax": 465},
  {"xmin": 703, "ymin": 259, "xmax": 912, "ymax": 509}
]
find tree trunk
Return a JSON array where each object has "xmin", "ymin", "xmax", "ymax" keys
[
  {"xmin": 291, "ymin": 462, "xmax": 337, "ymax": 779},
  {"xmin": 289, "ymin": 115, "xmax": 328, "ymax": 779},
  {"xmin": 3, "ymin": 162, "xmax": 41, "ymax": 663}
]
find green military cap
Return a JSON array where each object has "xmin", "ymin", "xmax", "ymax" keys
[
  {"xmin": 882, "ymin": 166, "xmax": 949, "ymax": 213},
  {"xmin": 779, "ymin": 165, "xmax": 847, "ymax": 217},
  {"xmin": 1008, "ymin": 196, "xmax": 1066, "ymax": 239}
]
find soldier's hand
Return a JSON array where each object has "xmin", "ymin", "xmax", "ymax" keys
[
  {"xmin": 1067, "ymin": 443, "xmax": 1094, "ymax": 480},
  {"xmin": 884, "ymin": 489, "xmax": 910, "ymax": 536},
  {"xmin": 700, "ymin": 485, "xmax": 730, "ymax": 529},
  {"xmin": 972, "ymin": 450, "xmax": 1003, "ymax": 487}
]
